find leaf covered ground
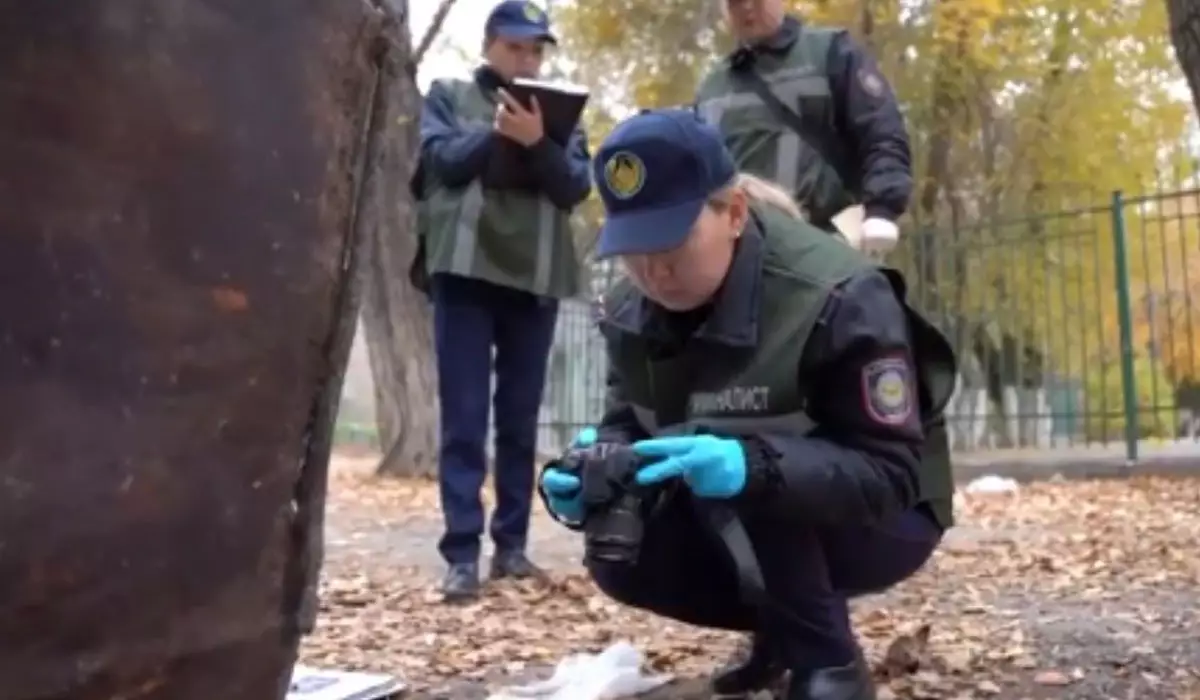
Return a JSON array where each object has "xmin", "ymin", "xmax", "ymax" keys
[{"xmin": 302, "ymin": 460, "xmax": 1200, "ymax": 699}]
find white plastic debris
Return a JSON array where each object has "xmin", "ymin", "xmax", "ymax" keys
[
  {"xmin": 486, "ymin": 641, "xmax": 673, "ymax": 700},
  {"xmin": 963, "ymin": 475, "xmax": 1020, "ymax": 494}
]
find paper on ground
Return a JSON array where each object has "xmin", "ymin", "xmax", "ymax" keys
[
  {"xmin": 486, "ymin": 641, "xmax": 673, "ymax": 700},
  {"xmin": 287, "ymin": 665, "xmax": 405, "ymax": 700},
  {"xmin": 964, "ymin": 475, "xmax": 1020, "ymax": 494}
]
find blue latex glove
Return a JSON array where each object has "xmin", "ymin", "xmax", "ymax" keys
[
  {"xmin": 631, "ymin": 435, "xmax": 747, "ymax": 499},
  {"xmin": 540, "ymin": 427, "xmax": 597, "ymax": 523}
]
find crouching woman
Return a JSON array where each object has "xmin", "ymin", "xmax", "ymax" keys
[{"xmin": 537, "ymin": 108, "xmax": 958, "ymax": 700}]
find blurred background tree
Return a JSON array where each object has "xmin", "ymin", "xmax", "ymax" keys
[
  {"xmin": 347, "ymin": 0, "xmax": 1200, "ymax": 464},
  {"xmin": 551, "ymin": 0, "xmax": 1196, "ymax": 444}
]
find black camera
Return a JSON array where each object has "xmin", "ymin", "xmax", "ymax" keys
[{"xmin": 554, "ymin": 443, "xmax": 656, "ymax": 566}]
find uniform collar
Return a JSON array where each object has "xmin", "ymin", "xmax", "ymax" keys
[
  {"xmin": 603, "ymin": 213, "xmax": 766, "ymax": 348},
  {"xmin": 747, "ymin": 15, "xmax": 802, "ymax": 56},
  {"xmin": 473, "ymin": 65, "xmax": 508, "ymax": 96}
]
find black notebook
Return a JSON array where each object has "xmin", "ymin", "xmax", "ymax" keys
[
  {"xmin": 483, "ymin": 77, "xmax": 590, "ymax": 191},
  {"xmin": 507, "ymin": 77, "xmax": 589, "ymax": 145}
]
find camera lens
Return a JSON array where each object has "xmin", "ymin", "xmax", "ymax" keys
[{"xmin": 584, "ymin": 493, "xmax": 644, "ymax": 565}]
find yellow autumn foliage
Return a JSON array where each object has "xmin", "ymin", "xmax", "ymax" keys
[{"xmin": 551, "ymin": 0, "xmax": 1196, "ymax": 439}]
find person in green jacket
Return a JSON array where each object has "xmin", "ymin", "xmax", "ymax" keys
[
  {"xmin": 417, "ymin": 0, "xmax": 591, "ymax": 602},
  {"xmin": 694, "ymin": 0, "xmax": 912, "ymax": 256},
  {"xmin": 537, "ymin": 109, "xmax": 957, "ymax": 700}
]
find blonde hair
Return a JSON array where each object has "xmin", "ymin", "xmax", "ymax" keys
[{"xmin": 707, "ymin": 172, "xmax": 805, "ymax": 220}]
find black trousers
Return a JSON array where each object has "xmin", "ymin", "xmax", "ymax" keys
[
  {"xmin": 587, "ymin": 493, "xmax": 942, "ymax": 671},
  {"xmin": 431, "ymin": 274, "xmax": 559, "ymax": 565}
]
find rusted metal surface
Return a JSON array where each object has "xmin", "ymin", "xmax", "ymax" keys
[{"xmin": 0, "ymin": 1, "xmax": 379, "ymax": 698}]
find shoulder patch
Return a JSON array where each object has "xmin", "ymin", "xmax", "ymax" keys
[
  {"xmin": 857, "ymin": 68, "xmax": 885, "ymax": 98},
  {"xmin": 862, "ymin": 357, "xmax": 912, "ymax": 425}
]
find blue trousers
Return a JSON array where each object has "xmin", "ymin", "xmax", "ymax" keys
[
  {"xmin": 588, "ymin": 494, "xmax": 942, "ymax": 671},
  {"xmin": 431, "ymin": 274, "xmax": 559, "ymax": 565}
]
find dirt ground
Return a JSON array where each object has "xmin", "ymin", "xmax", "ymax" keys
[{"xmin": 301, "ymin": 456, "xmax": 1200, "ymax": 699}]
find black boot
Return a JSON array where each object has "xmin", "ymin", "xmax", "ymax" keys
[
  {"xmin": 787, "ymin": 658, "xmax": 876, "ymax": 700},
  {"xmin": 441, "ymin": 562, "xmax": 480, "ymax": 603},
  {"xmin": 710, "ymin": 634, "xmax": 786, "ymax": 697},
  {"xmin": 489, "ymin": 550, "xmax": 544, "ymax": 580}
]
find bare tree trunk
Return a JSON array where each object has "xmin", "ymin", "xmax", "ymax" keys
[
  {"xmin": 1168, "ymin": 0, "xmax": 1200, "ymax": 114},
  {"xmin": 912, "ymin": 5, "xmax": 969, "ymax": 288},
  {"xmin": 414, "ymin": 0, "xmax": 459, "ymax": 65},
  {"xmin": 359, "ymin": 0, "xmax": 438, "ymax": 478},
  {"xmin": 1, "ymin": 0, "xmax": 374, "ymax": 694},
  {"xmin": 857, "ymin": 0, "xmax": 876, "ymax": 52}
]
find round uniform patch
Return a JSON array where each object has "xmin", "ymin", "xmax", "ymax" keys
[
  {"xmin": 863, "ymin": 357, "xmax": 912, "ymax": 425},
  {"xmin": 603, "ymin": 151, "xmax": 646, "ymax": 199},
  {"xmin": 523, "ymin": 2, "xmax": 544, "ymax": 22},
  {"xmin": 857, "ymin": 68, "xmax": 885, "ymax": 98}
]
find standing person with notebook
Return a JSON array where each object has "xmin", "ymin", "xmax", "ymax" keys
[
  {"xmin": 416, "ymin": 0, "xmax": 592, "ymax": 602},
  {"xmin": 694, "ymin": 0, "xmax": 912, "ymax": 257}
]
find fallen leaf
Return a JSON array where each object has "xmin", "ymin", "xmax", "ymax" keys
[
  {"xmin": 1033, "ymin": 670, "xmax": 1073, "ymax": 686},
  {"xmin": 211, "ymin": 285, "xmax": 248, "ymax": 311},
  {"xmin": 300, "ymin": 458, "xmax": 1200, "ymax": 699},
  {"xmin": 976, "ymin": 679, "xmax": 1002, "ymax": 694}
]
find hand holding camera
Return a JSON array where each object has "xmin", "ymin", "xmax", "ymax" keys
[
  {"xmin": 540, "ymin": 427, "xmax": 749, "ymax": 567},
  {"xmin": 631, "ymin": 434, "xmax": 747, "ymax": 499},
  {"xmin": 539, "ymin": 427, "xmax": 597, "ymax": 524},
  {"xmin": 539, "ymin": 427, "xmax": 654, "ymax": 565}
]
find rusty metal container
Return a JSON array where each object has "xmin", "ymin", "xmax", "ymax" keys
[{"xmin": 0, "ymin": 1, "xmax": 380, "ymax": 698}]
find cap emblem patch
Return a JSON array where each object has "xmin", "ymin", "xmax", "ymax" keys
[
  {"xmin": 604, "ymin": 151, "xmax": 645, "ymax": 199},
  {"xmin": 523, "ymin": 2, "xmax": 544, "ymax": 22}
]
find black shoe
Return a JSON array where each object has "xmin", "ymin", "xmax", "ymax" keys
[
  {"xmin": 488, "ymin": 550, "xmax": 543, "ymax": 580},
  {"xmin": 441, "ymin": 562, "xmax": 480, "ymax": 603},
  {"xmin": 711, "ymin": 634, "xmax": 786, "ymax": 697},
  {"xmin": 787, "ymin": 659, "xmax": 876, "ymax": 700}
]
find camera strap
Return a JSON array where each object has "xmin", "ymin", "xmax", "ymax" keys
[
  {"xmin": 731, "ymin": 68, "xmax": 854, "ymax": 196},
  {"xmin": 695, "ymin": 500, "xmax": 831, "ymax": 640},
  {"xmin": 695, "ymin": 501, "xmax": 768, "ymax": 607},
  {"xmin": 726, "ymin": 53, "xmax": 859, "ymax": 228}
]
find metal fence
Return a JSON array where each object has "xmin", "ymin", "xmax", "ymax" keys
[
  {"xmin": 535, "ymin": 263, "xmax": 619, "ymax": 455},
  {"xmin": 536, "ymin": 186, "xmax": 1200, "ymax": 461}
]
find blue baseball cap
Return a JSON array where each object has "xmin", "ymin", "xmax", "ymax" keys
[
  {"xmin": 593, "ymin": 109, "xmax": 737, "ymax": 259},
  {"xmin": 485, "ymin": 1, "xmax": 557, "ymax": 44}
]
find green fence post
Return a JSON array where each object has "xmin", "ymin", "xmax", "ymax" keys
[{"xmin": 1110, "ymin": 190, "xmax": 1138, "ymax": 465}]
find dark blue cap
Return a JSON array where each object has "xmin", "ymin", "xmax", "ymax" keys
[
  {"xmin": 485, "ymin": 1, "xmax": 557, "ymax": 44},
  {"xmin": 592, "ymin": 108, "xmax": 737, "ymax": 259}
]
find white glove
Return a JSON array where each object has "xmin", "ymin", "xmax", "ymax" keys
[{"xmin": 860, "ymin": 217, "xmax": 899, "ymax": 257}]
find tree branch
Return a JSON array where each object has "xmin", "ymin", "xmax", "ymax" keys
[{"xmin": 414, "ymin": 0, "xmax": 460, "ymax": 67}]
